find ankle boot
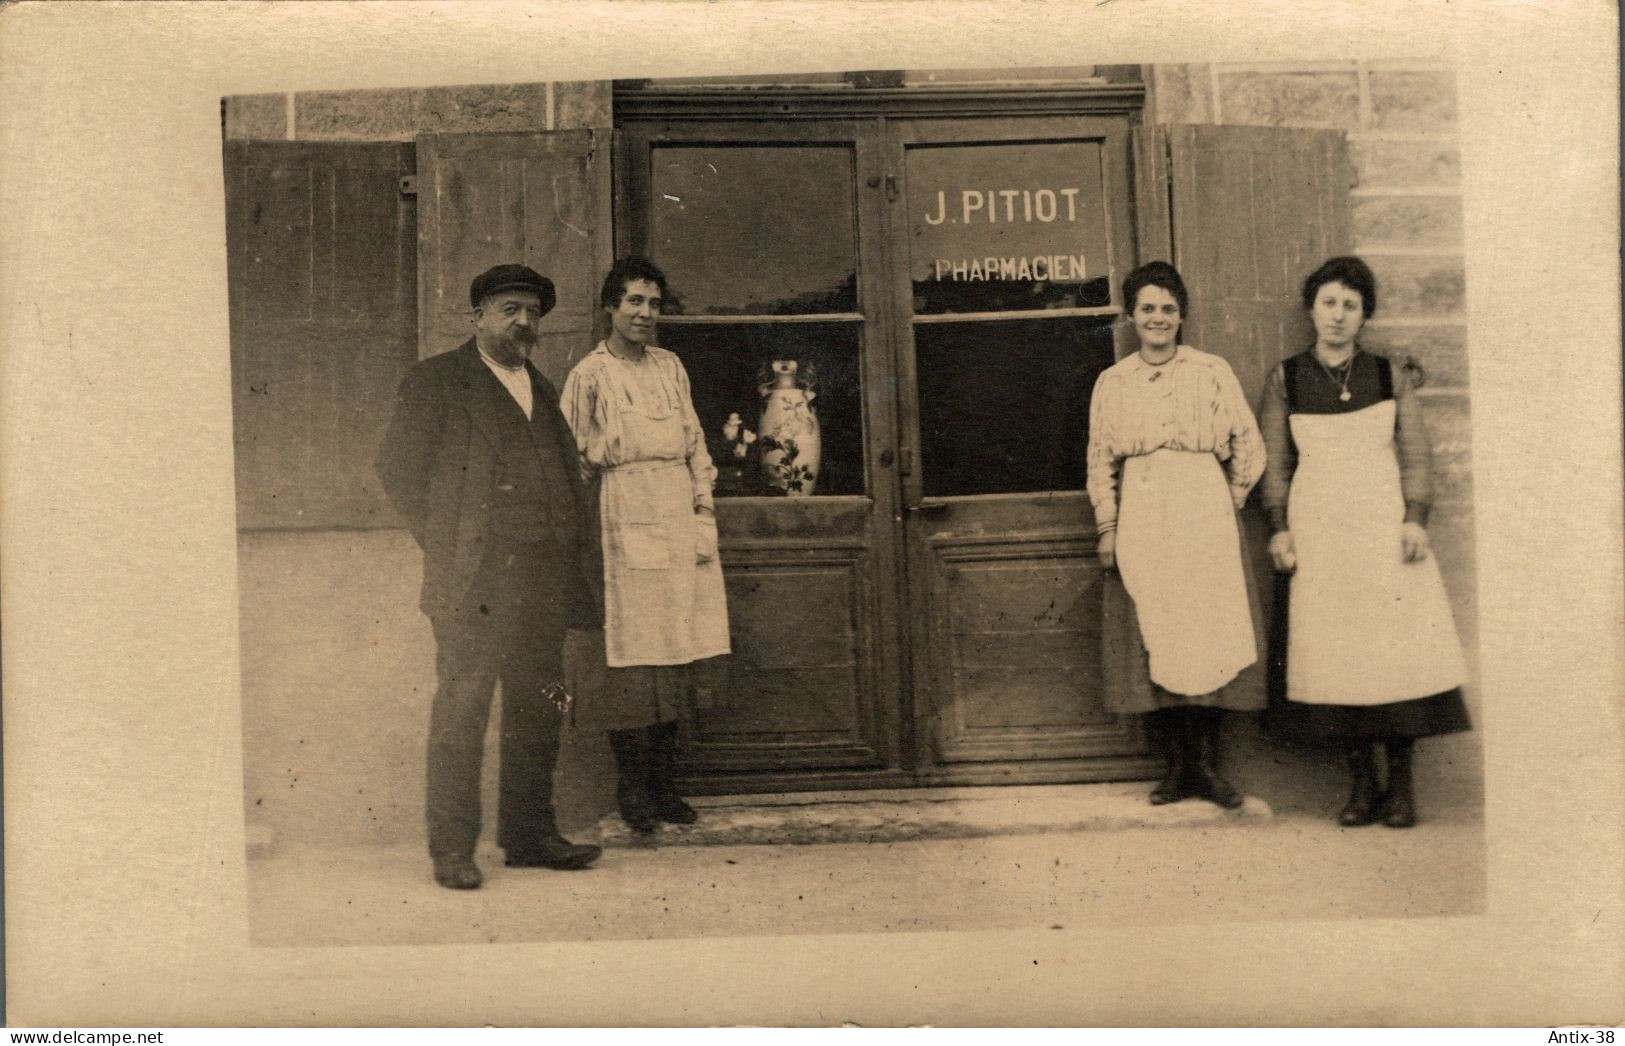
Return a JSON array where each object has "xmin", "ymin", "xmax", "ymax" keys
[
  {"xmin": 607, "ymin": 728, "xmax": 658, "ymax": 833},
  {"xmin": 1380, "ymin": 739, "xmax": 1417, "ymax": 828},
  {"xmin": 646, "ymin": 721, "xmax": 698, "ymax": 825},
  {"xmin": 1337, "ymin": 743, "xmax": 1380, "ymax": 827},
  {"xmin": 1148, "ymin": 709, "xmax": 1191, "ymax": 805},
  {"xmin": 1188, "ymin": 709, "xmax": 1244, "ymax": 810}
]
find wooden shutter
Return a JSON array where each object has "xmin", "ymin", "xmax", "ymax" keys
[
  {"xmin": 415, "ymin": 129, "xmax": 613, "ymax": 387},
  {"xmin": 224, "ymin": 140, "xmax": 417, "ymax": 530},
  {"xmin": 1163, "ymin": 124, "xmax": 1354, "ymax": 409}
]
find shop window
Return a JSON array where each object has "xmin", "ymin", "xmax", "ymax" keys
[
  {"xmin": 662, "ymin": 323, "xmax": 865, "ymax": 497},
  {"xmin": 648, "ymin": 145, "xmax": 858, "ymax": 316},
  {"xmin": 645, "ymin": 139, "xmax": 866, "ymax": 497}
]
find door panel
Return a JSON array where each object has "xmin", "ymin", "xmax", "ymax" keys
[
  {"xmin": 1165, "ymin": 124, "xmax": 1355, "ymax": 410},
  {"xmin": 1159, "ymin": 124, "xmax": 1356, "ymax": 712},
  {"xmin": 888, "ymin": 116, "xmax": 1149, "ymax": 778},
  {"xmin": 698, "ymin": 544, "xmax": 885, "ymax": 770},
  {"xmin": 616, "ymin": 120, "xmax": 905, "ymax": 781}
]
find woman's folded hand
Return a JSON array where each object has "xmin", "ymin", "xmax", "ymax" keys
[
  {"xmin": 1401, "ymin": 521, "xmax": 1430, "ymax": 563},
  {"xmin": 1098, "ymin": 530, "xmax": 1116, "ymax": 571},
  {"xmin": 1268, "ymin": 530, "xmax": 1297, "ymax": 573}
]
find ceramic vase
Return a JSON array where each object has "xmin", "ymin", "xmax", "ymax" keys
[{"xmin": 758, "ymin": 362, "xmax": 820, "ymax": 496}]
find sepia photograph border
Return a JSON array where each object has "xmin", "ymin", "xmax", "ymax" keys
[{"xmin": 1, "ymin": 0, "xmax": 1620, "ymax": 1028}]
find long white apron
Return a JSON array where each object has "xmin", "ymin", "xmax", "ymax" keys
[
  {"xmin": 599, "ymin": 416, "xmax": 730, "ymax": 669},
  {"xmin": 1286, "ymin": 401, "xmax": 1466, "ymax": 704},
  {"xmin": 1116, "ymin": 449, "xmax": 1257, "ymax": 696}
]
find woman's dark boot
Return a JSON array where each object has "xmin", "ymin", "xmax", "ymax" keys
[
  {"xmin": 1188, "ymin": 708, "xmax": 1244, "ymax": 810},
  {"xmin": 1337, "ymin": 743, "xmax": 1381, "ymax": 827},
  {"xmin": 1380, "ymin": 739, "xmax": 1417, "ymax": 828},
  {"xmin": 607, "ymin": 728, "xmax": 658, "ymax": 834},
  {"xmin": 645, "ymin": 720, "xmax": 698, "ymax": 825},
  {"xmin": 1147, "ymin": 708, "xmax": 1191, "ymax": 805}
]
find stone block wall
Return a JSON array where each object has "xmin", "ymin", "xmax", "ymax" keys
[
  {"xmin": 223, "ymin": 80, "xmax": 612, "ymax": 140},
  {"xmin": 1153, "ymin": 62, "xmax": 1468, "ymax": 397}
]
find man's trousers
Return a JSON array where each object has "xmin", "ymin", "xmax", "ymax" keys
[{"xmin": 426, "ymin": 540, "xmax": 573, "ymax": 860}]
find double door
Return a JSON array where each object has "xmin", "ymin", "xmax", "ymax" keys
[{"xmin": 615, "ymin": 115, "xmax": 1149, "ymax": 789}]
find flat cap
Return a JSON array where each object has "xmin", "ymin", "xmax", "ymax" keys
[{"xmin": 469, "ymin": 264, "xmax": 557, "ymax": 313}]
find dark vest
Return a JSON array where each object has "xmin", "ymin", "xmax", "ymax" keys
[{"xmin": 486, "ymin": 384, "xmax": 580, "ymax": 553}]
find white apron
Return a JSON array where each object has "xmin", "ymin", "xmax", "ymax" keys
[
  {"xmin": 598, "ymin": 410, "xmax": 730, "ymax": 669},
  {"xmin": 1116, "ymin": 449, "xmax": 1257, "ymax": 696},
  {"xmin": 1286, "ymin": 401, "xmax": 1466, "ymax": 704}
]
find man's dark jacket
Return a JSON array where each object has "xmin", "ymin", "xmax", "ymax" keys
[{"xmin": 375, "ymin": 339, "xmax": 589, "ymax": 620}]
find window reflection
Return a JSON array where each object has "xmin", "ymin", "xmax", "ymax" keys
[{"xmin": 650, "ymin": 146, "xmax": 859, "ymax": 316}]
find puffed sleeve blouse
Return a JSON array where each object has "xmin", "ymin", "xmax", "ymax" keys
[{"xmin": 1085, "ymin": 345, "xmax": 1265, "ymax": 536}]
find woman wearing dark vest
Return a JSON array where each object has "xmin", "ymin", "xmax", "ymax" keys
[{"xmin": 1260, "ymin": 256, "xmax": 1471, "ymax": 828}]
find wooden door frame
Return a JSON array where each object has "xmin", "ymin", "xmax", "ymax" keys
[{"xmin": 611, "ymin": 96, "xmax": 1163, "ymax": 793}]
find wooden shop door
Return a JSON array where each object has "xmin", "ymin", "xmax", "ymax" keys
[
  {"xmin": 616, "ymin": 119, "xmax": 911, "ymax": 790},
  {"xmin": 885, "ymin": 116, "xmax": 1156, "ymax": 782}
]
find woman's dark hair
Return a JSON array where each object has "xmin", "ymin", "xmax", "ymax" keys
[
  {"xmin": 1121, "ymin": 261, "xmax": 1190, "ymax": 317},
  {"xmin": 1300, "ymin": 255, "xmax": 1378, "ymax": 318},
  {"xmin": 600, "ymin": 255, "xmax": 669, "ymax": 311}
]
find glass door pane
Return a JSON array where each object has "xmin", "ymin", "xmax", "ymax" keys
[
  {"xmin": 905, "ymin": 140, "xmax": 1115, "ymax": 315},
  {"xmin": 649, "ymin": 145, "xmax": 859, "ymax": 315},
  {"xmin": 660, "ymin": 322, "xmax": 866, "ymax": 497},
  {"xmin": 915, "ymin": 316, "xmax": 1115, "ymax": 497}
]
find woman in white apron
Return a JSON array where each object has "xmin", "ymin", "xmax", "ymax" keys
[
  {"xmin": 561, "ymin": 256, "xmax": 731, "ymax": 834},
  {"xmin": 1260, "ymin": 256, "xmax": 1470, "ymax": 828},
  {"xmin": 1087, "ymin": 262, "xmax": 1267, "ymax": 808}
]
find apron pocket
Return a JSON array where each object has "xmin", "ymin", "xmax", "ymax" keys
[{"xmin": 617, "ymin": 521, "xmax": 670, "ymax": 569}]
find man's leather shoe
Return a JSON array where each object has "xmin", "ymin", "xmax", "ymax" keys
[
  {"xmin": 433, "ymin": 855, "xmax": 483, "ymax": 890},
  {"xmin": 504, "ymin": 837, "xmax": 602, "ymax": 871}
]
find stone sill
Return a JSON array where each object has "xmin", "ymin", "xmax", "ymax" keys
[{"xmin": 597, "ymin": 781, "xmax": 1272, "ymax": 848}]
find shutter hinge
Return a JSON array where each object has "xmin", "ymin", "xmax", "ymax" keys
[{"xmin": 399, "ymin": 174, "xmax": 418, "ymax": 197}]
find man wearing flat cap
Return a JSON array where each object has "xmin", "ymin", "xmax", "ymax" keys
[{"xmin": 376, "ymin": 264, "xmax": 602, "ymax": 889}]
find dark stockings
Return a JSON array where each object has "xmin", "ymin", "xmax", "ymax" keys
[{"xmin": 1147, "ymin": 707, "xmax": 1244, "ymax": 810}]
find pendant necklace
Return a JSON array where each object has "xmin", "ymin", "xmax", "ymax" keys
[{"xmin": 1317, "ymin": 348, "xmax": 1357, "ymax": 402}]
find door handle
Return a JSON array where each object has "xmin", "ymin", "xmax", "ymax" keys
[{"xmin": 909, "ymin": 501, "xmax": 949, "ymax": 514}]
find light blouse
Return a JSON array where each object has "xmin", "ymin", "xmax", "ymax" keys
[{"xmin": 1085, "ymin": 345, "xmax": 1265, "ymax": 535}]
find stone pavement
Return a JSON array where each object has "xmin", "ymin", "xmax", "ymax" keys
[
  {"xmin": 245, "ymin": 783, "xmax": 1485, "ymax": 949},
  {"xmin": 592, "ymin": 782, "xmax": 1272, "ymax": 847}
]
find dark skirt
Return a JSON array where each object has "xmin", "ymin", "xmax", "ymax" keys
[
  {"xmin": 1263, "ymin": 573, "xmax": 1472, "ymax": 743},
  {"xmin": 563, "ymin": 626, "xmax": 729, "ymax": 732},
  {"xmin": 1100, "ymin": 517, "xmax": 1269, "ymax": 715}
]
